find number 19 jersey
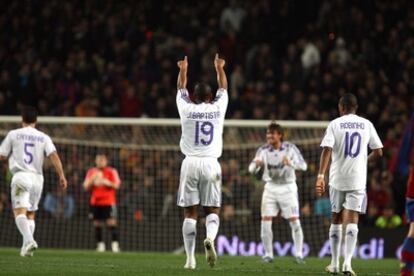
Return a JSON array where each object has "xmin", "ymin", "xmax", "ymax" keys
[
  {"xmin": 176, "ymin": 88, "xmax": 228, "ymax": 158},
  {"xmin": 0, "ymin": 126, "xmax": 56, "ymax": 175},
  {"xmin": 320, "ymin": 114, "xmax": 383, "ymax": 191}
]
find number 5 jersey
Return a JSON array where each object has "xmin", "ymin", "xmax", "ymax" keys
[
  {"xmin": 0, "ymin": 126, "xmax": 56, "ymax": 175},
  {"xmin": 321, "ymin": 114, "xmax": 383, "ymax": 191}
]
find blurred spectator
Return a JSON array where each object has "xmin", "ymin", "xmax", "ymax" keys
[
  {"xmin": 314, "ymin": 196, "xmax": 331, "ymax": 220},
  {"xmin": 328, "ymin": 37, "xmax": 351, "ymax": 68},
  {"xmin": 301, "ymin": 40, "xmax": 321, "ymax": 70},
  {"xmin": 367, "ymin": 170, "xmax": 391, "ymax": 215},
  {"xmin": 221, "ymin": 181, "xmax": 235, "ymax": 221},
  {"xmin": 364, "ymin": 204, "xmax": 380, "ymax": 227},
  {"xmin": 220, "ymin": 0, "xmax": 246, "ymax": 33},
  {"xmin": 0, "ymin": 192, "xmax": 8, "ymax": 214},
  {"xmin": 375, "ymin": 205, "xmax": 402, "ymax": 229},
  {"xmin": 43, "ymin": 188, "xmax": 75, "ymax": 219}
]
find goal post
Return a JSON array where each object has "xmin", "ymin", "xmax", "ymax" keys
[{"xmin": 0, "ymin": 116, "xmax": 330, "ymax": 256}]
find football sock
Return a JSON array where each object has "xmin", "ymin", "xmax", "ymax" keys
[
  {"xmin": 343, "ymin": 223, "xmax": 358, "ymax": 268},
  {"xmin": 289, "ymin": 220, "xmax": 304, "ymax": 258},
  {"xmin": 28, "ymin": 219, "xmax": 35, "ymax": 235},
  {"xmin": 400, "ymin": 237, "xmax": 414, "ymax": 276},
  {"xmin": 261, "ymin": 220, "xmax": 273, "ymax": 258},
  {"xmin": 206, "ymin": 213, "xmax": 220, "ymax": 241},
  {"xmin": 329, "ymin": 224, "xmax": 342, "ymax": 268},
  {"xmin": 183, "ymin": 218, "xmax": 197, "ymax": 261},
  {"xmin": 109, "ymin": 226, "xmax": 119, "ymax": 242},
  {"xmin": 15, "ymin": 214, "xmax": 33, "ymax": 244},
  {"xmin": 95, "ymin": 226, "xmax": 103, "ymax": 243}
]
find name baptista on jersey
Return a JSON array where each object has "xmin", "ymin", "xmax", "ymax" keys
[{"xmin": 186, "ymin": 111, "xmax": 221, "ymax": 120}]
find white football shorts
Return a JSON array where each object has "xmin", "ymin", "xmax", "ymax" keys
[
  {"xmin": 177, "ymin": 156, "xmax": 222, "ymax": 207},
  {"xmin": 11, "ymin": 171, "xmax": 44, "ymax": 211},
  {"xmin": 329, "ymin": 186, "xmax": 367, "ymax": 214},
  {"xmin": 261, "ymin": 183, "xmax": 300, "ymax": 219}
]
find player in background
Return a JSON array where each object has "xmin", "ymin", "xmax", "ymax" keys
[
  {"xmin": 315, "ymin": 93, "xmax": 383, "ymax": 276},
  {"xmin": 0, "ymin": 106, "xmax": 67, "ymax": 257},
  {"xmin": 84, "ymin": 153, "xmax": 121, "ymax": 252},
  {"xmin": 400, "ymin": 114, "xmax": 414, "ymax": 276},
  {"xmin": 176, "ymin": 54, "xmax": 228, "ymax": 269},
  {"xmin": 248, "ymin": 121, "xmax": 307, "ymax": 264}
]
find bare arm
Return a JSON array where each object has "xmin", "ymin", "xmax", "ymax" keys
[
  {"xmin": 48, "ymin": 151, "xmax": 67, "ymax": 190},
  {"xmin": 368, "ymin": 148, "xmax": 383, "ymax": 163},
  {"xmin": 101, "ymin": 178, "xmax": 121, "ymax": 190},
  {"xmin": 214, "ymin": 53, "xmax": 227, "ymax": 90},
  {"xmin": 0, "ymin": 155, "xmax": 6, "ymax": 161},
  {"xmin": 177, "ymin": 56, "xmax": 188, "ymax": 90},
  {"xmin": 315, "ymin": 147, "xmax": 332, "ymax": 196}
]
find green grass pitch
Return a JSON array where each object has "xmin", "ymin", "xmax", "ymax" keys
[{"xmin": 0, "ymin": 247, "xmax": 399, "ymax": 275}]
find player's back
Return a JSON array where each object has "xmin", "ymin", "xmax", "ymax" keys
[
  {"xmin": 177, "ymin": 88, "xmax": 228, "ymax": 158},
  {"xmin": 2, "ymin": 127, "xmax": 56, "ymax": 175},
  {"xmin": 322, "ymin": 114, "xmax": 382, "ymax": 190}
]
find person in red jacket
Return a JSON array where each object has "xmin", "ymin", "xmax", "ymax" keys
[
  {"xmin": 84, "ymin": 153, "xmax": 121, "ymax": 252},
  {"xmin": 401, "ymin": 134, "xmax": 414, "ymax": 276}
]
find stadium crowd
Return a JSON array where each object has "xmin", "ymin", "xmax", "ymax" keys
[{"xmin": 0, "ymin": 0, "xmax": 413, "ymax": 225}]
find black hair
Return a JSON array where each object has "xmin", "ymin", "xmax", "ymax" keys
[
  {"xmin": 193, "ymin": 83, "xmax": 212, "ymax": 103},
  {"xmin": 267, "ymin": 121, "xmax": 284, "ymax": 140},
  {"xmin": 21, "ymin": 106, "xmax": 37, "ymax": 124},
  {"xmin": 339, "ymin": 93, "xmax": 358, "ymax": 111}
]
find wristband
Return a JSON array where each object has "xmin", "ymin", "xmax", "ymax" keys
[{"xmin": 317, "ymin": 174, "xmax": 325, "ymax": 178}]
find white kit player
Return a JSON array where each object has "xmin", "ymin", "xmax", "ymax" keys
[
  {"xmin": 248, "ymin": 121, "xmax": 307, "ymax": 264},
  {"xmin": 0, "ymin": 107, "xmax": 67, "ymax": 257},
  {"xmin": 315, "ymin": 94, "xmax": 383, "ymax": 276},
  {"xmin": 176, "ymin": 54, "xmax": 228, "ymax": 269}
]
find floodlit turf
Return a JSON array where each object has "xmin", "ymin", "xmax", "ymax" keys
[{"xmin": 0, "ymin": 247, "xmax": 399, "ymax": 276}]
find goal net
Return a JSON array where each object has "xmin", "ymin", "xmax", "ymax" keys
[{"xmin": 0, "ymin": 117, "xmax": 329, "ymax": 257}]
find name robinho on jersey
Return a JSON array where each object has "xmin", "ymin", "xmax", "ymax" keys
[{"xmin": 339, "ymin": 122, "xmax": 365, "ymax": 129}]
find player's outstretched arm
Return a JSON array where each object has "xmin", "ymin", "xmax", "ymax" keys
[
  {"xmin": 48, "ymin": 151, "xmax": 68, "ymax": 190},
  {"xmin": 214, "ymin": 53, "xmax": 227, "ymax": 90},
  {"xmin": 315, "ymin": 147, "xmax": 332, "ymax": 196},
  {"xmin": 177, "ymin": 56, "xmax": 188, "ymax": 90},
  {"xmin": 368, "ymin": 148, "xmax": 383, "ymax": 163},
  {"xmin": 248, "ymin": 158, "xmax": 264, "ymax": 175}
]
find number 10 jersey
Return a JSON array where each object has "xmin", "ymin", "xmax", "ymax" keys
[
  {"xmin": 176, "ymin": 88, "xmax": 228, "ymax": 158},
  {"xmin": 320, "ymin": 114, "xmax": 383, "ymax": 191},
  {"xmin": 0, "ymin": 126, "xmax": 56, "ymax": 175}
]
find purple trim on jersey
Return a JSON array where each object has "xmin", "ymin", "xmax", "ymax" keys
[
  {"xmin": 179, "ymin": 90, "xmax": 192, "ymax": 103},
  {"xmin": 211, "ymin": 89, "xmax": 225, "ymax": 103},
  {"xmin": 406, "ymin": 199, "xmax": 414, "ymax": 223}
]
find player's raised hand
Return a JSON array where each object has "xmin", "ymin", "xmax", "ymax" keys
[
  {"xmin": 214, "ymin": 53, "xmax": 225, "ymax": 69},
  {"xmin": 315, "ymin": 177, "xmax": 325, "ymax": 197},
  {"xmin": 177, "ymin": 56, "xmax": 188, "ymax": 70}
]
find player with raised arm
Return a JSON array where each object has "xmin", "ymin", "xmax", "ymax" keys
[
  {"xmin": 315, "ymin": 94, "xmax": 383, "ymax": 276},
  {"xmin": 0, "ymin": 106, "xmax": 67, "ymax": 257},
  {"xmin": 176, "ymin": 54, "xmax": 228, "ymax": 269},
  {"xmin": 83, "ymin": 153, "xmax": 121, "ymax": 252},
  {"xmin": 248, "ymin": 121, "xmax": 307, "ymax": 264}
]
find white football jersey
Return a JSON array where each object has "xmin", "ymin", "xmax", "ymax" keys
[
  {"xmin": 250, "ymin": 141, "xmax": 307, "ymax": 184},
  {"xmin": 321, "ymin": 114, "xmax": 383, "ymax": 191},
  {"xmin": 176, "ymin": 88, "xmax": 228, "ymax": 158},
  {"xmin": 0, "ymin": 126, "xmax": 56, "ymax": 175}
]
